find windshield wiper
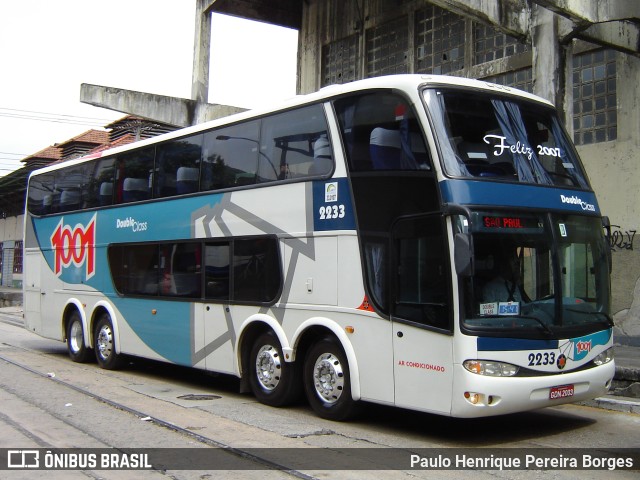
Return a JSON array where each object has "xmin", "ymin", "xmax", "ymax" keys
[
  {"xmin": 565, "ymin": 309, "xmax": 614, "ymax": 328},
  {"xmin": 515, "ymin": 315, "xmax": 555, "ymax": 336}
]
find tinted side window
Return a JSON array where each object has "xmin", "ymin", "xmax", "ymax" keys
[
  {"xmin": 205, "ymin": 243, "xmax": 230, "ymax": 300},
  {"xmin": 28, "ymin": 173, "xmax": 55, "ymax": 215},
  {"xmin": 159, "ymin": 243, "xmax": 202, "ymax": 297},
  {"xmin": 393, "ymin": 216, "xmax": 451, "ymax": 330},
  {"xmin": 109, "ymin": 238, "xmax": 280, "ymax": 304},
  {"xmin": 334, "ymin": 92, "xmax": 431, "ymax": 172},
  {"xmin": 258, "ymin": 104, "xmax": 333, "ymax": 182},
  {"xmin": 85, "ymin": 158, "xmax": 115, "ymax": 208},
  {"xmin": 202, "ymin": 121, "xmax": 259, "ymax": 190},
  {"xmin": 155, "ymin": 134, "xmax": 203, "ymax": 197},
  {"xmin": 115, "ymin": 147, "xmax": 155, "ymax": 203},
  {"xmin": 110, "ymin": 243, "xmax": 203, "ymax": 298},
  {"xmin": 233, "ymin": 238, "xmax": 281, "ymax": 302},
  {"xmin": 110, "ymin": 244, "xmax": 159, "ymax": 296},
  {"xmin": 51, "ymin": 164, "xmax": 94, "ymax": 213},
  {"xmin": 28, "ymin": 164, "xmax": 93, "ymax": 215}
]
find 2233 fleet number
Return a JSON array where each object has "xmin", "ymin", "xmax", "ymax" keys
[
  {"xmin": 528, "ymin": 351, "xmax": 556, "ymax": 367},
  {"xmin": 319, "ymin": 204, "xmax": 346, "ymax": 220}
]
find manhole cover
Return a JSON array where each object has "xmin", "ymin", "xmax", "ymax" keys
[{"xmin": 177, "ymin": 394, "xmax": 221, "ymax": 401}]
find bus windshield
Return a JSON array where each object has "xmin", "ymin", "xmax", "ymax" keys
[
  {"xmin": 423, "ymin": 88, "xmax": 590, "ymax": 188},
  {"xmin": 459, "ymin": 213, "xmax": 611, "ymax": 337}
]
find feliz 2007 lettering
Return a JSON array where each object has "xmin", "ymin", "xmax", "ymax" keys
[{"xmin": 483, "ymin": 134, "xmax": 561, "ymax": 159}]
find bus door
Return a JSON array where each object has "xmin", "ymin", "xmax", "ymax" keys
[{"xmin": 391, "ymin": 214, "xmax": 454, "ymax": 414}]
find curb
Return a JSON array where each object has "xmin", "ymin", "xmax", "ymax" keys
[
  {"xmin": 616, "ymin": 366, "xmax": 640, "ymax": 383},
  {"xmin": 579, "ymin": 396, "xmax": 640, "ymax": 415}
]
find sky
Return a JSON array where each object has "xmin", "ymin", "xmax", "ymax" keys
[{"xmin": 0, "ymin": 1, "xmax": 298, "ymax": 177}]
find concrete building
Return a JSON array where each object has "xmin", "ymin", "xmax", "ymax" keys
[
  {"xmin": 3, "ymin": 1, "xmax": 638, "ymax": 331},
  {"xmin": 79, "ymin": 1, "xmax": 640, "ymax": 330}
]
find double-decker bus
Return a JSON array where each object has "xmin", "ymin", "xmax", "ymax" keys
[{"xmin": 24, "ymin": 75, "xmax": 614, "ymax": 420}]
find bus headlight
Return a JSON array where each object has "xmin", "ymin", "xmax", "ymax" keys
[
  {"xmin": 593, "ymin": 348, "xmax": 614, "ymax": 366},
  {"xmin": 463, "ymin": 360, "xmax": 519, "ymax": 377}
]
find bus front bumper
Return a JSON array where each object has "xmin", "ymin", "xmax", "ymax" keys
[{"xmin": 450, "ymin": 361, "xmax": 615, "ymax": 418}]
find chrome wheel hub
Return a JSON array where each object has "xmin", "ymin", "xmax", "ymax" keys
[
  {"xmin": 69, "ymin": 321, "xmax": 83, "ymax": 353},
  {"xmin": 97, "ymin": 325, "xmax": 114, "ymax": 360},
  {"xmin": 255, "ymin": 345, "xmax": 281, "ymax": 391},
  {"xmin": 312, "ymin": 353, "xmax": 344, "ymax": 404}
]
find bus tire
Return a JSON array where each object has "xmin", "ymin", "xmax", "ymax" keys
[
  {"xmin": 94, "ymin": 313, "xmax": 124, "ymax": 370},
  {"xmin": 304, "ymin": 337, "xmax": 358, "ymax": 421},
  {"xmin": 248, "ymin": 331, "xmax": 301, "ymax": 407},
  {"xmin": 66, "ymin": 311, "xmax": 92, "ymax": 363}
]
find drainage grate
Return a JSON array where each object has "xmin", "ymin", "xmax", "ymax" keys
[{"xmin": 177, "ymin": 394, "xmax": 221, "ymax": 401}]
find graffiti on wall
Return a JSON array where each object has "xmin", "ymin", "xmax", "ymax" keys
[{"xmin": 608, "ymin": 225, "xmax": 636, "ymax": 251}]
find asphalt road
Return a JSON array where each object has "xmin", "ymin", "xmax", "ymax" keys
[{"xmin": 0, "ymin": 318, "xmax": 638, "ymax": 479}]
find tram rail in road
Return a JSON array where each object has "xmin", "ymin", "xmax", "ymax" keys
[{"xmin": 0, "ymin": 314, "xmax": 638, "ymax": 478}]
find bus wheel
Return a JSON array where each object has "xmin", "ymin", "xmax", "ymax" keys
[
  {"xmin": 66, "ymin": 311, "xmax": 92, "ymax": 363},
  {"xmin": 248, "ymin": 331, "xmax": 301, "ymax": 407},
  {"xmin": 94, "ymin": 313, "xmax": 124, "ymax": 370},
  {"xmin": 304, "ymin": 337, "xmax": 357, "ymax": 421}
]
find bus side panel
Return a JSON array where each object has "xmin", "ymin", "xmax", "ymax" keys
[
  {"xmin": 200, "ymin": 302, "xmax": 236, "ymax": 375},
  {"xmin": 23, "ymin": 215, "xmax": 45, "ymax": 336},
  {"xmin": 109, "ymin": 297, "xmax": 195, "ymax": 366},
  {"xmin": 280, "ymin": 233, "xmax": 395, "ymax": 405},
  {"xmin": 23, "ymin": 250, "xmax": 43, "ymax": 334},
  {"xmin": 33, "ymin": 250, "xmax": 67, "ymax": 341},
  {"xmin": 195, "ymin": 183, "xmax": 311, "ymax": 239},
  {"xmin": 283, "ymin": 236, "xmax": 338, "ymax": 306}
]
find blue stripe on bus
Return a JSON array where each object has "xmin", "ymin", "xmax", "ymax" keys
[
  {"xmin": 113, "ymin": 298, "xmax": 193, "ymax": 366},
  {"xmin": 477, "ymin": 329, "xmax": 612, "ymax": 353},
  {"xmin": 439, "ymin": 179, "xmax": 601, "ymax": 215},
  {"xmin": 477, "ymin": 337, "xmax": 559, "ymax": 351}
]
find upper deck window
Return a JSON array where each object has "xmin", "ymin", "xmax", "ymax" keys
[
  {"xmin": 424, "ymin": 89, "xmax": 590, "ymax": 189},
  {"xmin": 334, "ymin": 92, "xmax": 431, "ymax": 172}
]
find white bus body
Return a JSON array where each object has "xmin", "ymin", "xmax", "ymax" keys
[{"xmin": 24, "ymin": 75, "xmax": 614, "ymax": 420}]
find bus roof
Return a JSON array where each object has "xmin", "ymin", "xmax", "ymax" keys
[{"xmin": 29, "ymin": 74, "xmax": 553, "ymax": 178}]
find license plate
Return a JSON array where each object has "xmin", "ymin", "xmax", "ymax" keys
[{"xmin": 549, "ymin": 384, "xmax": 574, "ymax": 400}]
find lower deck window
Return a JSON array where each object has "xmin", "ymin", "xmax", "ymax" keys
[{"xmin": 108, "ymin": 237, "xmax": 281, "ymax": 304}]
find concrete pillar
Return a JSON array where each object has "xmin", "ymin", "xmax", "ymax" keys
[
  {"xmin": 531, "ymin": 5, "xmax": 566, "ymax": 114},
  {"xmin": 191, "ymin": 0, "xmax": 214, "ymax": 103}
]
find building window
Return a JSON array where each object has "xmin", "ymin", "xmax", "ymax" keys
[
  {"xmin": 473, "ymin": 23, "xmax": 529, "ymax": 65},
  {"xmin": 415, "ymin": 5, "xmax": 465, "ymax": 75},
  {"xmin": 366, "ymin": 16, "xmax": 409, "ymax": 77},
  {"xmin": 572, "ymin": 49, "xmax": 617, "ymax": 145},
  {"xmin": 13, "ymin": 241, "xmax": 23, "ymax": 274},
  {"xmin": 484, "ymin": 68, "xmax": 533, "ymax": 94},
  {"xmin": 322, "ymin": 34, "xmax": 359, "ymax": 87}
]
